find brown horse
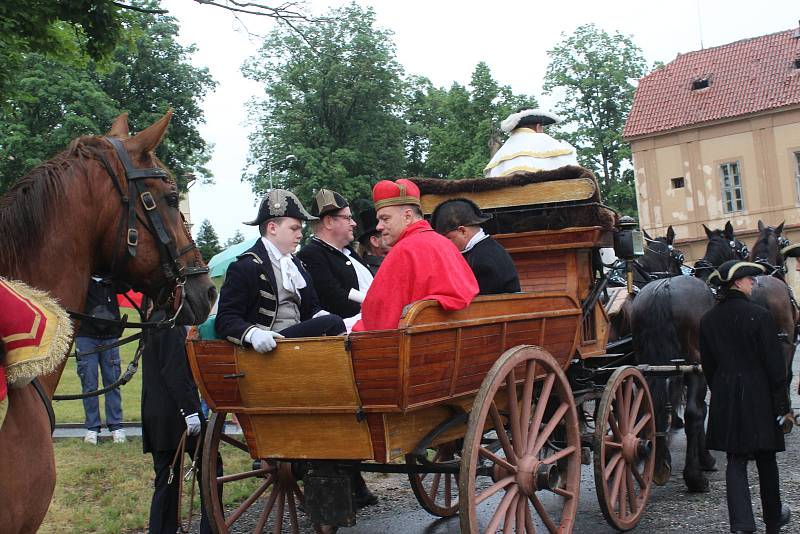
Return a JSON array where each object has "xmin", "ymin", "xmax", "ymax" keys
[
  {"xmin": 749, "ymin": 220, "xmax": 798, "ymax": 387},
  {"xmin": 0, "ymin": 111, "xmax": 216, "ymax": 533}
]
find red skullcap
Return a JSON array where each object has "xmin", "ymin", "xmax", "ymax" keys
[{"xmin": 372, "ymin": 179, "xmax": 421, "ymax": 210}]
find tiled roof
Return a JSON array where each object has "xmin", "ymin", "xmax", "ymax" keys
[{"xmin": 623, "ymin": 28, "xmax": 800, "ymax": 138}]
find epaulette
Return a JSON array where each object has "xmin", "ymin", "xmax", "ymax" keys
[{"xmin": 237, "ymin": 252, "xmax": 263, "ymax": 265}]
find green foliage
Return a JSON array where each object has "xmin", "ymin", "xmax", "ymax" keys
[
  {"xmin": 196, "ymin": 219, "xmax": 223, "ymax": 261},
  {"xmin": 0, "ymin": 3, "xmax": 215, "ymax": 194},
  {"xmin": 225, "ymin": 229, "xmax": 246, "ymax": 247},
  {"xmin": 405, "ymin": 62, "xmax": 533, "ymax": 178},
  {"xmin": 543, "ymin": 24, "xmax": 647, "ymax": 215},
  {"xmin": 243, "ymin": 2, "xmax": 407, "ymax": 206}
]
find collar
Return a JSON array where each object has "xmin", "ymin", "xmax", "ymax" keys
[
  {"xmin": 312, "ymin": 236, "xmax": 348, "ymax": 255},
  {"xmin": 462, "ymin": 229, "xmax": 489, "ymax": 254},
  {"xmin": 396, "ymin": 219, "xmax": 433, "ymax": 245},
  {"xmin": 262, "ymin": 237, "xmax": 289, "ymax": 262}
]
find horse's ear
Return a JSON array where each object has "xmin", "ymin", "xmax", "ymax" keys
[
  {"xmin": 776, "ymin": 221, "xmax": 785, "ymax": 235},
  {"xmin": 703, "ymin": 224, "xmax": 713, "ymax": 239},
  {"xmin": 724, "ymin": 221, "xmax": 734, "ymax": 239},
  {"xmin": 758, "ymin": 220, "xmax": 765, "ymax": 233},
  {"xmin": 126, "ymin": 109, "xmax": 173, "ymax": 155},
  {"xmin": 666, "ymin": 225, "xmax": 675, "ymax": 244},
  {"xmin": 642, "ymin": 228, "xmax": 652, "ymax": 241},
  {"xmin": 106, "ymin": 112, "xmax": 130, "ymax": 138}
]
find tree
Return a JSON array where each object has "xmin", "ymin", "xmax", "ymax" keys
[
  {"xmin": 196, "ymin": 219, "xmax": 222, "ymax": 261},
  {"xmin": 543, "ymin": 24, "xmax": 647, "ymax": 215},
  {"xmin": 0, "ymin": 5, "xmax": 216, "ymax": 193},
  {"xmin": 224, "ymin": 230, "xmax": 246, "ymax": 247},
  {"xmin": 243, "ymin": 2, "xmax": 407, "ymax": 206},
  {"xmin": 406, "ymin": 63, "xmax": 533, "ymax": 178}
]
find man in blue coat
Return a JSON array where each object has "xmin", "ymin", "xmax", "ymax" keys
[{"xmin": 215, "ymin": 189, "xmax": 344, "ymax": 352}]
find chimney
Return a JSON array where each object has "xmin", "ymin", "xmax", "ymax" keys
[{"xmin": 794, "ymin": 19, "xmax": 800, "ymax": 38}]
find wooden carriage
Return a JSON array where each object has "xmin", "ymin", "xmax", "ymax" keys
[{"xmin": 187, "ymin": 167, "xmax": 657, "ymax": 533}]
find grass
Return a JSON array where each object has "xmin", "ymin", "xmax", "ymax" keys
[
  {"xmin": 53, "ymin": 327, "xmax": 143, "ymax": 424},
  {"xmin": 43, "ymin": 429, "xmax": 260, "ymax": 533}
]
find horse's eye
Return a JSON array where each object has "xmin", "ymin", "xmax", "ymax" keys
[{"xmin": 166, "ymin": 194, "xmax": 180, "ymax": 208}]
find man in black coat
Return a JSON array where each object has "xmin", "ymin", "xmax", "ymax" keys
[
  {"xmin": 141, "ymin": 313, "xmax": 216, "ymax": 534},
  {"xmin": 355, "ymin": 207, "xmax": 389, "ymax": 275},
  {"xmin": 431, "ymin": 198, "xmax": 520, "ymax": 295},
  {"xmin": 215, "ymin": 189, "xmax": 345, "ymax": 353},
  {"xmin": 700, "ymin": 260, "xmax": 794, "ymax": 534},
  {"xmin": 297, "ymin": 189, "xmax": 373, "ymax": 320}
]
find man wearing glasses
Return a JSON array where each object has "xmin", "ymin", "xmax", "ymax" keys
[{"xmin": 298, "ymin": 189, "xmax": 374, "ymax": 324}]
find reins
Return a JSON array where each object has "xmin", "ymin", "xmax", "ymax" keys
[{"xmin": 169, "ymin": 430, "xmax": 202, "ymax": 533}]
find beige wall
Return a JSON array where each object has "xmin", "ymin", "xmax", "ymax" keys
[{"xmin": 630, "ymin": 105, "xmax": 800, "ymax": 261}]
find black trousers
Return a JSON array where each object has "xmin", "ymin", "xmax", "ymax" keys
[
  {"xmin": 279, "ymin": 314, "xmax": 345, "ymax": 338},
  {"xmin": 726, "ymin": 451, "xmax": 781, "ymax": 532},
  {"xmin": 149, "ymin": 436, "xmax": 221, "ymax": 534}
]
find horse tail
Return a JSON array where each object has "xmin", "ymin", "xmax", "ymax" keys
[{"xmin": 632, "ymin": 279, "xmax": 682, "ymax": 438}]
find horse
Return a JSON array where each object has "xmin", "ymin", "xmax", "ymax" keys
[
  {"xmin": 748, "ymin": 220, "xmax": 798, "ymax": 387},
  {"xmin": 0, "ymin": 111, "xmax": 216, "ymax": 533},
  {"xmin": 693, "ymin": 221, "xmax": 749, "ymax": 281}
]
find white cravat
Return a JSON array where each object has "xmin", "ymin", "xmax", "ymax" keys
[
  {"xmin": 262, "ymin": 237, "xmax": 307, "ymax": 296},
  {"xmin": 343, "ymin": 247, "xmax": 374, "ymax": 299},
  {"xmin": 461, "ymin": 229, "xmax": 490, "ymax": 254}
]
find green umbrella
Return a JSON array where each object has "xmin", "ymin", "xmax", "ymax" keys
[{"xmin": 208, "ymin": 237, "xmax": 259, "ymax": 279}]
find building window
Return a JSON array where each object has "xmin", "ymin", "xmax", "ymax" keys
[
  {"xmin": 795, "ymin": 152, "xmax": 800, "ymax": 202},
  {"xmin": 720, "ymin": 162, "xmax": 744, "ymax": 213},
  {"xmin": 671, "ymin": 177, "xmax": 685, "ymax": 189}
]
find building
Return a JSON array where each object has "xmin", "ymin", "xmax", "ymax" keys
[{"xmin": 624, "ymin": 25, "xmax": 800, "ymax": 268}]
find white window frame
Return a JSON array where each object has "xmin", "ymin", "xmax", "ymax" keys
[
  {"xmin": 719, "ymin": 161, "xmax": 744, "ymax": 213},
  {"xmin": 794, "ymin": 151, "xmax": 800, "ymax": 203}
]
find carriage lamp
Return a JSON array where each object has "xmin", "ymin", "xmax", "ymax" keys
[{"xmin": 614, "ymin": 216, "xmax": 644, "ymax": 294}]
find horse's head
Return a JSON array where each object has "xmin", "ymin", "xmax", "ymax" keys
[
  {"xmin": 750, "ymin": 220, "xmax": 786, "ymax": 269},
  {"xmin": 640, "ymin": 226, "xmax": 684, "ymax": 278},
  {"xmin": 695, "ymin": 221, "xmax": 746, "ymax": 280},
  {"xmin": 92, "ymin": 111, "xmax": 216, "ymax": 324}
]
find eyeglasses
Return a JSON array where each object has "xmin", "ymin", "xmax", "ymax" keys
[{"xmin": 331, "ymin": 214, "xmax": 356, "ymax": 222}]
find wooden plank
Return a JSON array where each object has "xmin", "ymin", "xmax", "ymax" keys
[
  {"xmin": 419, "ymin": 178, "xmax": 597, "ymax": 214},
  {"xmin": 249, "ymin": 414, "xmax": 374, "ymax": 460}
]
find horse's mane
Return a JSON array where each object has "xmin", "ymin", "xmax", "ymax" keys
[{"xmin": 0, "ymin": 136, "xmax": 108, "ymax": 275}]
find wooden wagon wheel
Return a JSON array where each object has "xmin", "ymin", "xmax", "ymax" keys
[
  {"xmin": 593, "ymin": 366, "xmax": 656, "ymax": 531},
  {"xmin": 202, "ymin": 411, "xmax": 330, "ymax": 534},
  {"xmin": 459, "ymin": 345, "xmax": 581, "ymax": 533},
  {"xmin": 407, "ymin": 440, "xmax": 461, "ymax": 517}
]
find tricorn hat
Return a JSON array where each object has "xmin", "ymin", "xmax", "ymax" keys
[
  {"xmin": 708, "ymin": 260, "xmax": 766, "ymax": 286},
  {"xmin": 500, "ymin": 108, "xmax": 562, "ymax": 133},
  {"xmin": 356, "ymin": 207, "xmax": 379, "ymax": 245},
  {"xmin": 243, "ymin": 189, "xmax": 317, "ymax": 226},
  {"xmin": 430, "ymin": 198, "xmax": 492, "ymax": 235},
  {"xmin": 311, "ymin": 188, "xmax": 349, "ymax": 218},
  {"xmin": 372, "ymin": 179, "xmax": 421, "ymax": 210}
]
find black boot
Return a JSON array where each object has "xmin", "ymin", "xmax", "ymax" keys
[
  {"xmin": 766, "ymin": 503, "xmax": 791, "ymax": 534},
  {"xmin": 353, "ymin": 473, "xmax": 378, "ymax": 509}
]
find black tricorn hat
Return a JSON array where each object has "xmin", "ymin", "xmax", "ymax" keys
[
  {"xmin": 708, "ymin": 260, "xmax": 766, "ymax": 286},
  {"xmin": 430, "ymin": 198, "xmax": 492, "ymax": 235},
  {"xmin": 356, "ymin": 207, "xmax": 379, "ymax": 245},
  {"xmin": 311, "ymin": 188, "xmax": 349, "ymax": 218},
  {"xmin": 243, "ymin": 189, "xmax": 317, "ymax": 226}
]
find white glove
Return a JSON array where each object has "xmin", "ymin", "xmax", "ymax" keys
[
  {"xmin": 250, "ymin": 328, "xmax": 283, "ymax": 353},
  {"xmin": 343, "ymin": 313, "xmax": 361, "ymax": 334},
  {"xmin": 185, "ymin": 413, "xmax": 201, "ymax": 436}
]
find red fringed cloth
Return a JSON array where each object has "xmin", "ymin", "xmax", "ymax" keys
[{"xmin": 353, "ymin": 220, "xmax": 479, "ymax": 331}]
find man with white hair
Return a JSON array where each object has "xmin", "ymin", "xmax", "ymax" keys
[{"xmin": 483, "ymin": 108, "xmax": 578, "ymax": 178}]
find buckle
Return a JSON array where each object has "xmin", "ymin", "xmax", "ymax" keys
[
  {"xmin": 140, "ymin": 191, "xmax": 157, "ymax": 211},
  {"xmin": 127, "ymin": 228, "xmax": 139, "ymax": 246}
]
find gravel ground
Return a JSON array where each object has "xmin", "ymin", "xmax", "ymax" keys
[{"xmin": 207, "ymin": 355, "xmax": 800, "ymax": 533}]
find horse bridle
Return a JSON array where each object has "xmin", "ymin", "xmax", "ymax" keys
[
  {"xmin": 100, "ymin": 137, "xmax": 208, "ymax": 311},
  {"xmin": 638, "ymin": 238, "xmax": 685, "ymax": 279},
  {"xmin": 694, "ymin": 237, "xmax": 749, "ymax": 276}
]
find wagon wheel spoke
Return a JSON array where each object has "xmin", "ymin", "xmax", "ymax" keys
[
  {"xmin": 526, "ymin": 373, "xmax": 555, "ymax": 453},
  {"xmin": 444, "ymin": 472, "xmax": 453, "ymax": 507},
  {"xmin": 220, "ymin": 432, "xmax": 250, "ymax": 453},
  {"xmin": 219, "ymin": 468, "xmax": 272, "ymax": 484},
  {"xmin": 529, "ymin": 402, "xmax": 569, "ymax": 456},
  {"xmin": 626, "ymin": 468, "xmax": 638, "ymax": 514},
  {"xmin": 542, "ymin": 445, "xmax": 576, "ymax": 465},
  {"xmin": 632, "ymin": 413, "xmax": 652, "ymax": 437},
  {"xmin": 603, "ymin": 452, "xmax": 623, "ymax": 480},
  {"xmin": 552, "ymin": 486, "xmax": 574, "ymax": 499},
  {"xmin": 615, "ymin": 385, "xmax": 627, "ymax": 434},
  {"xmin": 429, "ymin": 473, "xmax": 442, "ymax": 500},
  {"xmin": 519, "ymin": 359, "xmax": 537, "ymax": 452},
  {"xmin": 272, "ymin": 488, "xmax": 286, "ymax": 534},
  {"xmin": 608, "ymin": 455, "xmax": 626, "ymax": 510},
  {"xmin": 252, "ymin": 488, "xmax": 272, "ymax": 533},
  {"xmin": 603, "ymin": 437, "xmax": 622, "ymax": 449},
  {"xmin": 531, "ymin": 494, "xmax": 559, "ymax": 534},
  {"xmin": 631, "ymin": 463, "xmax": 647, "ymax": 487},
  {"xmin": 476, "ymin": 475, "xmax": 515, "ymax": 505},
  {"xmin": 502, "ymin": 494, "xmax": 518, "ymax": 533},
  {"xmin": 607, "ymin": 412, "xmax": 623, "ymax": 441},
  {"xmin": 506, "ymin": 368, "xmax": 524, "ymax": 456},
  {"xmin": 479, "ymin": 446, "xmax": 517, "ymax": 474},
  {"xmin": 287, "ymin": 488, "xmax": 301, "ymax": 534},
  {"xmin": 628, "ymin": 385, "xmax": 644, "ymax": 426},
  {"xmin": 490, "ymin": 401, "xmax": 516, "ymax": 462},
  {"xmin": 524, "ymin": 503, "xmax": 536, "ymax": 533},
  {"xmin": 485, "ymin": 485, "xmax": 519, "ymax": 534},
  {"xmin": 516, "ymin": 494, "xmax": 527, "ymax": 534},
  {"xmin": 227, "ymin": 478, "xmax": 273, "ymax": 527}
]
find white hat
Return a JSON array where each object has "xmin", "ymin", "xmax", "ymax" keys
[{"xmin": 500, "ymin": 109, "xmax": 562, "ymax": 133}]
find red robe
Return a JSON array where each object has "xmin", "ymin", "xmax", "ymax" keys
[{"xmin": 353, "ymin": 220, "xmax": 479, "ymax": 331}]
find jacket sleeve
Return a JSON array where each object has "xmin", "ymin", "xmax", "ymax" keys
[
  {"xmin": 756, "ymin": 310, "xmax": 790, "ymax": 416},
  {"xmin": 298, "ymin": 265, "xmax": 324, "ymax": 320},
  {"xmin": 215, "ymin": 260, "xmax": 258, "ymax": 345},
  {"xmin": 154, "ymin": 327, "xmax": 201, "ymax": 417},
  {"xmin": 298, "ymin": 245, "xmax": 360, "ymax": 318},
  {"xmin": 699, "ymin": 316, "xmax": 717, "ymax": 390}
]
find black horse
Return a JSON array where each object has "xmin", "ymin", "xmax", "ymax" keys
[
  {"xmin": 693, "ymin": 221, "xmax": 749, "ymax": 280},
  {"xmin": 749, "ymin": 220, "xmax": 798, "ymax": 388}
]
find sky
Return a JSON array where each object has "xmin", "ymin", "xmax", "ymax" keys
[{"xmin": 160, "ymin": 0, "xmax": 800, "ymax": 243}]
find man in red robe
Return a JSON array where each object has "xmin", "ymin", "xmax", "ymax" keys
[{"xmin": 353, "ymin": 179, "xmax": 479, "ymax": 331}]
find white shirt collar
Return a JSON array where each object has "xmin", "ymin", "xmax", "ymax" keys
[
  {"xmin": 462, "ymin": 229, "xmax": 489, "ymax": 254},
  {"xmin": 261, "ymin": 237, "xmax": 307, "ymax": 295}
]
